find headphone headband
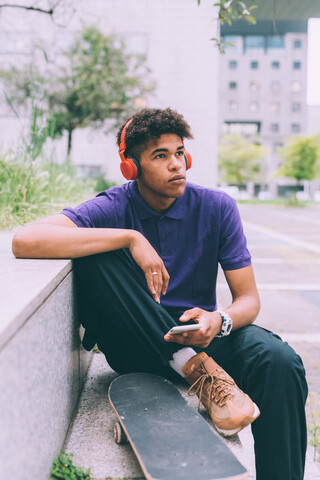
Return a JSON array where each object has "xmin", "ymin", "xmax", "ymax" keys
[{"xmin": 119, "ymin": 118, "xmax": 133, "ymax": 162}]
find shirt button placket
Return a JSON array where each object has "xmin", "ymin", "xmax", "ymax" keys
[{"xmin": 158, "ymin": 217, "xmax": 169, "ymax": 256}]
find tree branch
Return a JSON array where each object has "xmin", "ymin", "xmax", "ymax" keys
[{"xmin": 0, "ymin": 4, "xmax": 54, "ymax": 15}]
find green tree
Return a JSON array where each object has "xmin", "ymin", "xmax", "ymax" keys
[
  {"xmin": 218, "ymin": 134, "xmax": 267, "ymax": 185},
  {"xmin": 277, "ymin": 135, "xmax": 320, "ymax": 184},
  {"xmin": 1, "ymin": 26, "xmax": 155, "ymax": 156}
]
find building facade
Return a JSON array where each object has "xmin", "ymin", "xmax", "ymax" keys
[{"xmin": 219, "ymin": 20, "xmax": 308, "ymax": 194}]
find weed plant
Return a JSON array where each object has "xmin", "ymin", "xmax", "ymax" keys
[
  {"xmin": 50, "ymin": 451, "xmax": 91, "ymax": 480},
  {"xmin": 307, "ymin": 392, "xmax": 320, "ymax": 462}
]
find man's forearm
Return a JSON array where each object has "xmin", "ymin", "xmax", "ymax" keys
[
  {"xmin": 12, "ymin": 224, "xmax": 138, "ymax": 259},
  {"xmin": 223, "ymin": 293, "xmax": 260, "ymax": 331}
]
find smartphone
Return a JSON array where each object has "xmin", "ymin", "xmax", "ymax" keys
[{"xmin": 167, "ymin": 324, "xmax": 201, "ymax": 335}]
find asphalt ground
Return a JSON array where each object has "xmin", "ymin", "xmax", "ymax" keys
[{"xmin": 229, "ymin": 204, "xmax": 320, "ymax": 425}]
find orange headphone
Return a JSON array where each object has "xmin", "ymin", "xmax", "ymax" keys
[{"xmin": 119, "ymin": 118, "xmax": 192, "ymax": 180}]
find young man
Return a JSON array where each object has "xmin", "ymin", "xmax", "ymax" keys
[{"xmin": 13, "ymin": 108, "xmax": 308, "ymax": 480}]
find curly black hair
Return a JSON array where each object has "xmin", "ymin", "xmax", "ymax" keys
[{"xmin": 116, "ymin": 107, "xmax": 193, "ymax": 159}]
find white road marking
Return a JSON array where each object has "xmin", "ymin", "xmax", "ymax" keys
[
  {"xmin": 217, "ymin": 283, "xmax": 320, "ymax": 291},
  {"xmin": 279, "ymin": 333, "xmax": 320, "ymax": 343},
  {"xmin": 266, "ymin": 210, "xmax": 320, "ymax": 226},
  {"xmin": 252, "ymin": 258, "xmax": 320, "ymax": 263},
  {"xmin": 242, "ymin": 220, "xmax": 320, "ymax": 254},
  {"xmin": 252, "ymin": 258, "xmax": 285, "ymax": 264}
]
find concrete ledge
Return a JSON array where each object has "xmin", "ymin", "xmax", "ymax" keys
[{"xmin": 0, "ymin": 231, "xmax": 92, "ymax": 480}]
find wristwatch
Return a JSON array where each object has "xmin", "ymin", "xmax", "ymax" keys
[{"xmin": 216, "ymin": 311, "xmax": 233, "ymax": 337}]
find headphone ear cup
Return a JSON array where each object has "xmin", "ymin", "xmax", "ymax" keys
[
  {"xmin": 184, "ymin": 151, "xmax": 192, "ymax": 170},
  {"xmin": 120, "ymin": 156, "xmax": 141, "ymax": 180}
]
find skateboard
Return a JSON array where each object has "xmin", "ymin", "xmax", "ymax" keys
[{"xmin": 108, "ymin": 373, "xmax": 248, "ymax": 480}]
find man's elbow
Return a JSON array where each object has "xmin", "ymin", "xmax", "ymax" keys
[
  {"xmin": 12, "ymin": 227, "xmax": 37, "ymax": 258},
  {"xmin": 251, "ymin": 292, "xmax": 261, "ymax": 323}
]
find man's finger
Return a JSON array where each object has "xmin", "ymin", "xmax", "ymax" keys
[
  {"xmin": 179, "ymin": 308, "xmax": 201, "ymax": 322},
  {"xmin": 146, "ymin": 272, "xmax": 158, "ymax": 300},
  {"xmin": 161, "ymin": 266, "xmax": 170, "ymax": 295},
  {"xmin": 151, "ymin": 270, "xmax": 161, "ymax": 302},
  {"xmin": 164, "ymin": 333, "xmax": 191, "ymax": 345}
]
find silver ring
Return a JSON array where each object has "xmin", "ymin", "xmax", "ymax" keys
[{"xmin": 151, "ymin": 272, "xmax": 158, "ymax": 275}]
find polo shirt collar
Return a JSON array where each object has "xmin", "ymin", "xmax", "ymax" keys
[{"xmin": 129, "ymin": 180, "xmax": 187, "ymax": 220}]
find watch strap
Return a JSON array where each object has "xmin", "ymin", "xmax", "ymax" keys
[{"xmin": 216, "ymin": 310, "xmax": 233, "ymax": 337}]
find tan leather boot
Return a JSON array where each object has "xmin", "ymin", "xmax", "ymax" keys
[{"xmin": 182, "ymin": 352, "xmax": 260, "ymax": 436}]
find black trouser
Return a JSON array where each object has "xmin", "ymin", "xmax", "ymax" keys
[{"xmin": 74, "ymin": 250, "xmax": 308, "ymax": 480}]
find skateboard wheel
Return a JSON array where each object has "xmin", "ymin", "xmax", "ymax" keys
[{"xmin": 114, "ymin": 422, "xmax": 127, "ymax": 444}]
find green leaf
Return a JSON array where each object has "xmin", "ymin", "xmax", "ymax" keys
[
  {"xmin": 3, "ymin": 91, "xmax": 20, "ymax": 120},
  {"xmin": 246, "ymin": 15, "xmax": 257, "ymax": 24}
]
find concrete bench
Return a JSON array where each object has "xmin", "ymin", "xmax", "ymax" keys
[{"xmin": 0, "ymin": 231, "xmax": 92, "ymax": 480}]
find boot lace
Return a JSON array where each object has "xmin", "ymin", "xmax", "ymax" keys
[{"xmin": 188, "ymin": 364, "xmax": 235, "ymax": 409}]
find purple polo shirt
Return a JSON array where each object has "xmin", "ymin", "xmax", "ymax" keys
[{"xmin": 62, "ymin": 181, "xmax": 251, "ymax": 314}]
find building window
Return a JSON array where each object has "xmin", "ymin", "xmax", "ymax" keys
[
  {"xmin": 229, "ymin": 101, "xmax": 238, "ymax": 112},
  {"xmin": 266, "ymin": 35, "xmax": 285, "ymax": 52},
  {"xmin": 250, "ymin": 81, "xmax": 260, "ymax": 92},
  {"xmin": 293, "ymin": 61, "xmax": 301, "ymax": 70},
  {"xmin": 292, "ymin": 102, "xmax": 301, "ymax": 112},
  {"xmin": 223, "ymin": 121, "xmax": 260, "ymax": 135},
  {"xmin": 222, "ymin": 35, "xmax": 243, "ymax": 54},
  {"xmin": 249, "ymin": 101, "xmax": 259, "ymax": 113},
  {"xmin": 271, "ymin": 81, "xmax": 281, "ymax": 93},
  {"xmin": 250, "ymin": 61, "xmax": 259, "ymax": 69},
  {"xmin": 292, "ymin": 81, "xmax": 302, "ymax": 92},
  {"xmin": 270, "ymin": 102, "xmax": 280, "ymax": 113},
  {"xmin": 293, "ymin": 39, "xmax": 302, "ymax": 49},
  {"xmin": 229, "ymin": 81, "xmax": 237, "ymax": 90},
  {"xmin": 271, "ymin": 61, "xmax": 280, "ymax": 69},
  {"xmin": 244, "ymin": 35, "xmax": 265, "ymax": 53},
  {"xmin": 229, "ymin": 60, "xmax": 238, "ymax": 69},
  {"xmin": 291, "ymin": 123, "xmax": 301, "ymax": 133},
  {"xmin": 273, "ymin": 141, "xmax": 284, "ymax": 153},
  {"xmin": 270, "ymin": 123, "xmax": 279, "ymax": 132}
]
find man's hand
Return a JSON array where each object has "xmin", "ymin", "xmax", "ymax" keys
[
  {"xmin": 129, "ymin": 231, "xmax": 170, "ymax": 304},
  {"xmin": 164, "ymin": 308, "xmax": 222, "ymax": 348}
]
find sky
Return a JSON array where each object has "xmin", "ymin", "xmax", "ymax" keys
[{"xmin": 307, "ymin": 18, "xmax": 320, "ymax": 105}]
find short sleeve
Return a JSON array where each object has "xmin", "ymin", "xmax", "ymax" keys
[
  {"xmin": 218, "ymin": 196, "xmax": 251, "ymax": 270},
  {"xmin": 61, "ymin": 195, "xmax": 117, "ymax": 228}
]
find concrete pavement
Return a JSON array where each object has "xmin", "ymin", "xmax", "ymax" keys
[{"xmin": 65, "ymin": 203, "xmax": 320, "ymax": 479}]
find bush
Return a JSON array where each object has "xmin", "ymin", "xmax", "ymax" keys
[{"xmin": 94, "ymin": 175, "xmax": 118, "ymax": 192}]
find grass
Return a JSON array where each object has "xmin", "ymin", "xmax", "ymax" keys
[
  {"xmin": 0, "ymin": 149, "xmax": 94, "ymax": 230},
  {"xmin": 238, "ymin": 197, "xmax": 320, "ymax": 208},
  {"xmin": 307, "ymin": 392, "xmax": 320, "ymax": 462}
]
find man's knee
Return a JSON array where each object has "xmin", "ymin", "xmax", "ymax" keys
[{"xmin": 246, "ymin": 326, "xmax": 308, "ymax": 399}]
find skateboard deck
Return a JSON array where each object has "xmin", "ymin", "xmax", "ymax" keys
[{"xmin": 108, "ymin": 373, "xmax": 248, "ymax": 480}]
